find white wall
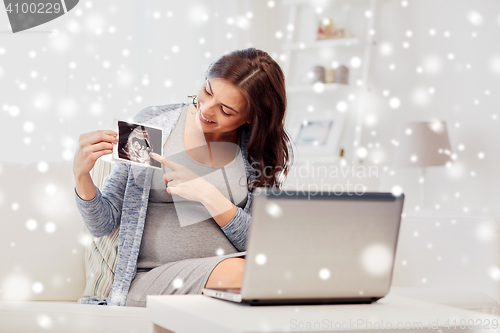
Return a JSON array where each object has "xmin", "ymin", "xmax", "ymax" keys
[
  {"xmin": 1, "ymin": 0, "xmax": 499, "ymax": 214},
  {"xmin": 278, "ymin": 0, "xmax": 500, "ymax": 214},
  {"xmin": 0, "ymin": 0, "xmax": 280, "ymax": 163},
  {"xmin": 367, "ymin": 0, "xmax": 500, "ymax": 213}
]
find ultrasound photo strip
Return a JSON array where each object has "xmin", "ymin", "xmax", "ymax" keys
[{"xmin": 112, "ymin": 118, "xmax": 163, "ymax": 169}]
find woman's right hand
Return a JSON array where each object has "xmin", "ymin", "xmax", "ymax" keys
[{"xmin": 73, "ymin": 130, "xmax": 118, "ymax": 177}]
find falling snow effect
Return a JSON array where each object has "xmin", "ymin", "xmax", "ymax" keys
[
  {"xmin": 172, "ymin": 278, "xmax": 183, "ymax": 289},
  {"xmin": 0, "ymin": 1, "xmax": 498, "ymax": 310},
  {"xmin": 36, "ymin": 314, "xmax": 53, "ymax": 329},
  {"xmin": 361, "ymin": 244, "xmax": 392, "ymax": 276},
  {"xmin": 255, "ymin": 253, "xmax": 267, "ymax": 265},
  {"xmin": 26, "ymin": 219, "xmax": 38, "ymax": 231},
  {"xmin": 266, "ymin": 202, "xmax": 283, "ymax": 218},
  {"xmin": 318, "ymin": 268, "xmax": 331, "ymax": 280}
]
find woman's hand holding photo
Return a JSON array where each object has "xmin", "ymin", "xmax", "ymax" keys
[
  {"xmin": 149, "ymin": 152, "xmax": 238, "ymax": 227},
  {"xmin": 73, "ymin": 130, "xmax": 118, "ymax": 200},
  {"xmin": 149, "ymin": 152, "xmax": 213, "ymax": 202}
]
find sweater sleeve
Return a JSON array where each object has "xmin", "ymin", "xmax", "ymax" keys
[
  {"xmin": 220, "ymin": 191, "xmax": 253, "ymax": 252},
  {"xmin": 74, "ymin": 105, "xmax": 164, "ymax": 238},
  {"xmin": 74, "ymin": 161, "xmax": 129, "ymax": 238}
]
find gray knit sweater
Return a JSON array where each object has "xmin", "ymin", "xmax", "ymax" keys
[{"xmin": 74, "ymin": 103, "xmax": 257, "ymax": 306}]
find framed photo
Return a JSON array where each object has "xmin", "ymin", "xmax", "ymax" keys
[
  {"xmin": 112, "ymin": 118, "xmax": 163, "ymax": 169},
  {"xmin": 289, "ymin": 112, "xmax": 345, "ymax": 159}
]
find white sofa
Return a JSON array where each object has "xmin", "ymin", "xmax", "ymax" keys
[
  {"xmin": 0, "ymin": 161, "xmax": 150, "ymax": 333},
  {"xmin": 0, "ymin": 160, "xmax": 498, "ymax": 332}
]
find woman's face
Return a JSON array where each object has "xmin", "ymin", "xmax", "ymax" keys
[{"xmin": 195, "ymin": 78, "xmax": 249, "ymax": 135}]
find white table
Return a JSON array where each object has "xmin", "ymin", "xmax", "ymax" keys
[{"xmin": 147, "ymin": 292, "xmax": 500, "ymax": 333}]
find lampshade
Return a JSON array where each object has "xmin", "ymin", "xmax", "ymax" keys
[{"xmin": 392, "ymin": 121, "xmax": 452, "ymax": 167}]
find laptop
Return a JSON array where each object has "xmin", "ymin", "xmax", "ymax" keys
[{"xmin": 202, "ymin": 188, "xmax": 405, "ymax": 305}]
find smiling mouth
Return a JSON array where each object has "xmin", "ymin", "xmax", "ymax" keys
[{"xmin": 199, "ymin": 110, "xmax": 216, "ymax": 124}]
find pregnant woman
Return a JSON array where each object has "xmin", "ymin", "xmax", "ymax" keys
[{"xmin": 73, "ymin": 48, "xmax": 292, "ymax": 307}]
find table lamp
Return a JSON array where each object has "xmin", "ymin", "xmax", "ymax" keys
[{"xmin": 392, "ymin": 121, "xmax": 452, "ymax": 208}]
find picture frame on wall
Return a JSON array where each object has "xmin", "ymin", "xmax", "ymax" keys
[{"xmin": 289, "ymin": 112, "xmax": 346, "ymax": 160}]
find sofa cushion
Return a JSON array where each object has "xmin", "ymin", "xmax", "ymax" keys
[
  {"xmin": 78, "ymin": 159, "xmax": 120, "ymax": 303},
  {"xmin": 0, "ymin": 300, "xmax": 149, "ymax": 333},
  {"xmin": 0, "ymin": 161, "xmax": 86, "ymax": 302}
]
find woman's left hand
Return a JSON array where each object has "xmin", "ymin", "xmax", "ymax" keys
[{"xmin": 149, "ymin": 152, "xmax": 214, "ymax": 202}]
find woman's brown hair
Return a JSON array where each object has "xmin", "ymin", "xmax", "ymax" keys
[{"xmin": 205, "ymin": 48, "xmax": 293, "ymax": 190}]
